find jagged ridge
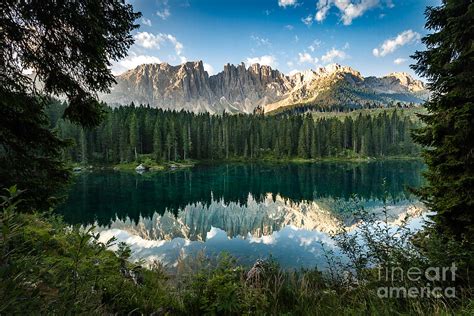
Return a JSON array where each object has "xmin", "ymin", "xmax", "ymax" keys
[{"xmin": 101, "ymin": 61, "xmax": 428, "ymax": 114}]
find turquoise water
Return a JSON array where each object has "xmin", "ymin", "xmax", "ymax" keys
[
  {"xmin": 57, "ymin": 160, "xmax": 426, "ymax": 268},
  {"xmin": 58, "ymin": 160, "xmax": 424, "ymax": 225}
]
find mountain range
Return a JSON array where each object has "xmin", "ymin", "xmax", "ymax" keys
[{"xmin": 101, "ymin": 61, "xmax": 429, "ymax": 114}]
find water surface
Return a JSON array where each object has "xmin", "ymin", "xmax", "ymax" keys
[
  {"xmin": 58, "ymin": 160, "xmax": 424, "ymax": 224},
  {"xmin": 58, "ymin": 160, "xmax": 426, "ymax": 268}
]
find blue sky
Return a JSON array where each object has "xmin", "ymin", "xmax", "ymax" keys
[{"xmin": 113, "ymin": 0, "xmax": 441, "ymax": 79}]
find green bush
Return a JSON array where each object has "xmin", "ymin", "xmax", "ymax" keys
[
  {"xmin": 1, "ymin": 186, "xmax": 472, "ymax": 315},
  {"xmin": 0, "ymin": 186, "xmax": 178, "ymax": 314}
]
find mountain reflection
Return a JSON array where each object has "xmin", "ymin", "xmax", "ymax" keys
[
  {"xmin": 57, "ymin": 161, "xmax": 425, "ymax": 226},
  {"xmin": 95, "ymin": 193, "xmax": 425, "ymax": 242},
  {"xmin": 93, "ymin": 198, "xmax": 428, "ymax": 270}
]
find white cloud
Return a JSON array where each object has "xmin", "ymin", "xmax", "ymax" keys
[
  {"xmin": 134, "ymin": 32, "xmax": 184, "ymax": 54},
  {"xmin": 112, "ymin": 53, "xmax": 162, "ymax": 75},
  {"xmin": 287, "ymin": 61, "xmax": 294, "ymax": 67},
  {"xmin": 141, "ymin": 18, "xmax": 152, "ymax": 26},
  {"xmin": 285, "ymin": 24, "xmax": 294, "ymax": 30},
  {"xmin": 251, "ymin": 35, "xmax": 271, "ymax": 47},
  {"xmin": 157, "ymin": 8, "xmax": 171, "ymax": 20},
  {"xmin": 315, "ymin": 1, "xmax": 331, "ymax": 22},
  {"xmin": 134, "ymin": 32, "xmax": 163, "ymax": 49},
  {"xmin": 245, "ymin": 55, "xmax": 278, "ymax": 68},
  {"xmin": 316, "ymin": 0, "xmax": 380, "ymax": 25},
  {"xmin": 203, "ymin": 63, "xmax": 215, "ymax": 75},
  {"xmin": 302, "ymin": 14, "xmax": 313, "ymax": 26},
  {"xmin": 321, "ymin": 48, "xmax": 347, "ymax": 63},
  {"xmin": 278, "ymin": 0, "xmax": 298, "ymax": 8},
  {"xmin": 373, "ymin": 30, "xmax": 420, "ymax": 57},
  {"xmin": 165, "ymin": 34, "xmax": 183, "ymax": 55},
  {"xmin": 298, "ymin": 52, "xmax": 319, "ymax": 65},
  {"xmin": 308, "ymin": 40, "xmax": 321, "ymax": 52},
  {"xmin": 133, "ymin": 32, "xmax": 186, "ymax": 64},
  {"xmin": 393, "ymin": 58, "xmax": 407, "ymax": 65}
]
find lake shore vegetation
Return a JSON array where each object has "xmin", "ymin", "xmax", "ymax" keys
[
  {"xmin": 0, "ymin": 0, "xmax": 472, "ymax": 314},
  {"xmin": 1, "ymin": 186, "xmax": 472, "ymax": 315},
  {"xmin": 47, "ymin": 101, "xmax": 422, "ymax": 168}
]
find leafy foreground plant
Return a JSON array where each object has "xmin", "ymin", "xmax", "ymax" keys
[
  {"xmin": 1, "ymin": 186, "xmax": 472, "ymax": 315},
  {"xmin": 0, "ymin": 186, "xmax": 178, "ymax": 314},
  {"xmin": 326, "ymin": 194, "xmax": 473, "ymax": 315}
]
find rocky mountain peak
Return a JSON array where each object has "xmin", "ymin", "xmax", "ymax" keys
[
  {"xmin": 290, "ymin": 69, "xmax": 318, "ymax": 84},
  {"xmin": 318, "ymin": 63, "xmax": 362, "ymax": 78},
  {"xmin": 181, "ymin": 60, "xmax": 205, "ymax": 70},
  {"xmin": 102, "ymin": 60, "xmax": 429, "ymax": 114},
  {"xmin": 384, "ymin": 72, "xmax": 425, "ymax": 92},
  {"xmin": 177, "ymin": 60, "xmax": 208, "ymax": 80},
  {"xmin": 386, "ymin": 71, "xmax": 412, "ymax": 79}
]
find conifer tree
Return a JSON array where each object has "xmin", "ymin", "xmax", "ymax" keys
[
  {"xmin": 153, "ymin": 118, "xmax": 163, "ymax": 161},
  {"xmin": 129, "ymin": 113, "xmax": 139, "ymax": 161},
  {"xmin": 0, "ymin": 0, "xmax": 140, "ymax": 210},
  {"xmin": 80, "ymin": 128, "xmax": 88, "ymax": 165},
  {"xmin": 411, "ymin": 0, "xmax": 474, "ymax": 240}
]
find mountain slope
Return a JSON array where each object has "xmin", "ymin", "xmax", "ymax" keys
[
  {"xmin": 102, "ymin": 61, "xmax": 428, "ymax": 114},
  {"xmin": 264, "ymin": 64, "xmax": 429, "ymax": 113}
]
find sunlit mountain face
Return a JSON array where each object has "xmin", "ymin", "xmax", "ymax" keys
[
  {"xmin": 58, "ymin": 161, "xmax": 427, "ymax": 269},
  {"xmin": 102, "ymin": 62, "xmax": 429, "ymax": 114}
]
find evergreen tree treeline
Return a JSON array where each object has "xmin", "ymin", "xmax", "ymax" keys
[{"xmin": 47, "ymin": 102, "xmax": 420, "ymax": 163}]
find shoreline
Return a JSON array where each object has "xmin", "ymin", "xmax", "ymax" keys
[{"xmin": 69, "ymin": 155, "xmax": 424, "ymax": 172}]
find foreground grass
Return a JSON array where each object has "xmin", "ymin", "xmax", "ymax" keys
[{"xmin": 1, "ymin": 187, "xmax": 472, "ymax": 315}]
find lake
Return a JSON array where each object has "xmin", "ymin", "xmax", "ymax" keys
[{"xmin": 58, "ymin": 160, "xmax": 426, "ymax": 269}]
